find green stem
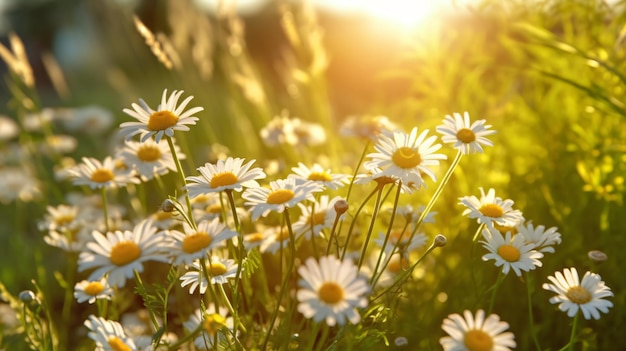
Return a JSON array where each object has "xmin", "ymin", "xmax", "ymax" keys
[
  {"xmin": 100, "ymin": 187, "xmax": 109, "ymax": 233},
  {"xmin": 345, "ymin": 141, "xmax": 370, "ymax": 202},
  {"xmin": 262, "ymin": 210, "xmax": 296, "ymax": 350},
  {"xmin": 406, "ymin": 150, "xmax": 463, "ymax": 244},
  {"xmin": 357, "ymin": 184, "xmax": 386, "ymax": 270},
  {"xmin": 487, "ymin": 271, "xmax": 504, "ymax": 315},
  {"xmin": 526, "ymin": 272, "xmax": 543, "ymax": 351},
  {"xmin": 340, "ymin": 187, "xmax": 378, "ymax": 260},
  {"xmin": 166, "ymin": 136, "xmax": 195, "ymax": 228},
  {"xmin": 370, "ymin": 181, "xmax": 402, "ymax": 285},
  {"xmin": 558, "ymin": 313, "xmax": 579, "ymax": 351},
  {"xmin": 133, "ymin": 270, "xmax": 160, "ymax": 331}
]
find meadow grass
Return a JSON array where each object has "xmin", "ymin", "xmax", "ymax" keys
[{"xmin": 0, "ymin": 0, "xmax": 623, "ymax": 350}]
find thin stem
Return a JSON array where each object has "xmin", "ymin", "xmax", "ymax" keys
[
  {"xmin": 526, "ymin": 272, "xmax": 543, "ymax": 351},
  {"xmin": 100, "ymin": 187, "xmax": 109, "ymax": 232},
  {"xmin": 262, "ymin": 210, "xmax": 296, "ymax": 350},
  {"xmin": 487, "ymin": 271, "xmax": 505, "ymax": 315},
  {"xmin": 558, "ymin": 313, "xmax": 579, "ymax": 351},
  {"xmin": 357, "ymin": 184, "xmax": 386, "ymax": 270},
  {"xmin": 340, "ymin": 186, "xmax": 378, "ymax": 260},
  {"xmin": 370, "ymin": 181, "xmax": 402, "ymax": 285},
  {"xmin": 345, "ymin": 141, "xmax": 370, "ymax": 202},
  {"xmin": 133, "ymin": 270, "xmax": 160, "ymax": 331},
  {"xmin": 166, "ymin": 136, "xmax": 195, "ymax": 228},
  {"xmin": 406, "ymin": 150, "xmax": 463, "ymax": 244}
]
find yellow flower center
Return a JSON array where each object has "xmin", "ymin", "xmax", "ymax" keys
[
  {"xmin": 182, "ymin": 232, "xmax": 212, "ymax": 253},
  {"xmin": 245, "ymin": 232, "xmax": 264, "ymax": 242},
  {"xmin": 388, "ymin": 257, "xmax": 409, "ymax": 273},
  {"xmin": 276, "ymin": 229, "xmax": 290, "ymax": 242},
  {"xmin": 84, "ymin": 282, "xmax": 104, "ymax": 296},
  {"xmin": 494, "ymin": 223, "xmax": 517, "ymax": 235},
  {"xmin": 210, "ymin": 172, "xmax": 238, "ymax": 188},
  {"xmin": 209, "ymin": 261, "xmax": 228, "ymax": 276},
  {"xmin": 478, "ymin": 204, "xmax": 504, "ymax": 218},
  {"xmin": 55, "ymin": 214, "xmax": 76, "ymax": 227},
  {"xmin": 205, "ymin": 204, "xmax": 222, "ymax": 214},
  {"xmin": 90, "ymin": 168, "xmax": 114, "ymax": 183},
  {"xmin": 497, "ymin": 244, "xmax": 521, "ymax": 262},
  {"xmin": 203, "ymin": 313, "xmax": 226, "ymax": 336},
  {"xmin": 311, "ymin": 211, "xmax": 327, "ymax": 226},
  {"xmin": 109, "ymin": 241, "xmax": 141, "ymax": 266},
  {"xmin": 318, "ymin": 282, "xmax": 344, "ymax": 304},
  {"xmin": 136, "ymin": 144, "xmax": 162, "ymax": 162},
  {"xmin": 107, "ymin": 337, "xmax": 131, "ymax": 351},
  {"xmin": 463, "ymin": 329, "xmax": 494, "ymax": 351},
  {"xmin": 389, "ymin": 229, "xmax": 407, "ymax": 244},
  {"xmin": 147, "ymin": 110, "xmax": 178, "ymax": 131},
  {"xmin": 456, "ymin": 128, "xmax": 476, "ymax": 143},
  {"xmin": 308, "ymin": 172, "xmax": 332, "ymax": 182},
  {"xmin": 153, "ymin": 210, "xmax": 172, "ymax": 221},
  {"xmin": 267, "ymin": 189, "xmax": 295, "ymax": 204},
  {"xmin": 566, "ymin": 286, "xmax": 592, "ymax": 304},
  {"xmin": 191, "ymin": 194, "xmax": 210, "ymax": 204},
  {"xmin": 391, "ymin": 147, "xmax": 422, "ymax": 169}
]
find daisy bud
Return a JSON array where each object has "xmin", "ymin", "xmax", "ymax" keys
[
  {"xmin": 160, "ymin": 199, "xmax": 176, "ymax": 212},
  {"xmin": 18, "ymin": 290, "xmax": 38, "ymax": 304},
  {"xmin": 394, "ymin": 336, "xmax": 408, "ymax": 347},
  {"xmin": 588, "ymin": 250, "xmax": 608, "ymax": 262},
  {"xmin": 334, "ymin": 199, "xmax": 349, "ymax": 215},
  {"xmin": 434, "ymin": 234, "xmax": 447, "ymax": 248}
]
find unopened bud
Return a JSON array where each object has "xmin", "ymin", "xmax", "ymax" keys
[
  {"xmin": 394, "ymin": 336, "xmax": 408, "ymax": 347},
  {"xmin": 160, "ymin": 199, "xmax": 176, "ymax": 213},
  {"xmin": 588, "ymin": 250, "xmax": 607, "ymax": 262},
  {"xmin": 18, "ymin": 290, "xmax": 37, "ymax": 304},
  {"xmin": 434, "ymin": 234, "xmax": 447, "ymax": 248},
  {"xmin": 334, "ymin": 199, "xmax": 349, "ymax": 215}
]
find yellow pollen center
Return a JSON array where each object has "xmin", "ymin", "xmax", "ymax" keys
[
  {"xmin": 463, "ymin": 329, "xmax": 494, "ymax": 351},
  {"xmin": 203, "ymin": 313, "xmax": 226, "ymax": 336},
  {"xmin": 147, "ymin": 110, "xmax": 178, "ymax": 131},
  {"xmin": 388, "ymin": 257, "xmax": 409, "ymax": 273},
  {"xmin": 267, "ymin": 189, "xmax": 295, "ymax": 204},
  {"xmin": 136, "ymin": 145, "xmax": 162, "ymax": 162},
  {"xmin": 494, "ymin": 223, "xmax": 518, "ymax": 235},
  {"xmin": 55, "ymin": 214, "xmax": 76, "ymax": 227},
  {"xmin": 154, "ymin": 211, "xmax": 172, "ymax": 221},
  {"xmin": 456, "ymin": 128, "xmax": 477, "ymax": 143},
  {"xmin": 276, "ymin": 229, "xmax": 290, "ymax": 242},
  {"xmin": 84, "ymin": 282, "xmax": 104, "ymax": 296},
  {"xmin": 246, "ymin": 232, "xmax": 264, "ymax": 242},
  {"xmin": 108, "ymin": 337, "xmax": 131, "ymax": 351},
  {"xmin": 308, "ymin": 172, "xmax": 332, "ymax": 182},
  {"xmin": 209, "ymin": 262, "xmax": 228, "ymax": 276},
  {"xmin": 210, "ymin": 172, "xmax": 238, "ymax": 188},
  {"xmin": 90, "ymin": 168, "xmax": 114, "ymax": 183},
  {"xmin": 318, "ymin": 282, "xmax": 344, "ymax": 304},
  {"xmin": 390, "ymin": 230, "xmax": 407, "ymax": 244},
  {"xmin": 391, "ymin": 147, "xmax": 422, "ymax": 169},
  {"xmin": 311, "ymin": 211, "xmax": 326, "ymax": 226},
  {"xmin": 192, "ymin": 194, "xmax": 210, "ymax": 204},
  {"xmin": 206, "ymin": 204, "xmax": 223, "ymax": 214},
  {"xmin": 566, "ymin": 286, "xmax": 592, "ymax": 304},
  {"xmin": 497, "ymin": 244, "xmax": 521, "ymax": 262},
  {"xmin": 109, "ymin": 241, "xmax": 141, "ymax": 266},
  {"xmin": 182, "ymin": 232, "xmax": 212, "ymax": 253},
  {"xmin": 479, "ymin": 204, "xmax": 504, "ymax": 218}
]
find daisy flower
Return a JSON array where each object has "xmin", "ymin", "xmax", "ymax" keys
[
  {"xmin": 183, "ymin": 305, "xmax": 233, "ymax": 350},
  {"xmin": 116, "ymin": 138, "xmax": 181, "ymax": 181},
  {"xmin": 517, "ymin": 222, "xmax": 562, "ymax": 253},
  {"xmin": 391, "ymin": 204, "xmax": 437, "ymax": 225},
  {"xmin": 185, "ymin": 157, "xmax": 266, "ymax": 196},
  {"xmin": 241, "ymin": 231, "xmax": 268, "ymax": 251},
  {"xmin": 292, "ymin": 195, "xmax": 343, "ymax": 240},
  {"xmin": 120, "ymin": 89, "xmax": 203, "ymax": 143},
  {"xmin": 259, "ymin": 226, "xmax": 295, "ymax": 255},
  {"xmin": 436, "ymin": 112, "xmax": 496, "ymax": 154},
  {"xmin": 180, "ymin": 256, "xmax": 239, "ymax": 294},
  {"xmin": 543, "ymin": 267, "xmax": 613, "ymax": 320},
  {"xmin": 289, "ymin": 163, "xmax": 351, "ymax": 190},
  {"xmin": 296, "ymin": 255, "xmax": 370, "ymax": 326},
  {"xmin": 78, "ymin": 219, "xmax": 170, "ymax": 288},
  {"xmin": 374, "ymin": 229, "xmax": 428, "ymax": 254},
  {"xmin": 74, "ymin": 278, "xmax": 114, "ymax": 304},
  {"xmin": 460, "ymin": 187, "xmax": 524, "ymax": 229},
  {"xmin": 85, "ymin": 315, "xmax": 137, "ymax": 351},
  {"xmin": 69, "ymin": 156, "xmax": 140, "ymax": 189},
  {"xmin": 168, "ymin": 218, "xmax": 236, "ymax": 266},
  {"xmin": 364, "ymin": 127, "xmax": 446, "ymax": 189},
  {"xmin": 440, "ymin": 309, "xmax": 516, "ymax": 351},
  {"xmin": 481, "ymin": 227, "xmax": 543, "ymax": 277},
  {"xmin": 339, "ymin": 114, "xmax": 398, "ymax": 141},
  {"xmin": 0, "ymin": 167, "xmax": 41, "ymax": 203},
  {"xmin": 242, "ymin": 178, "xmax": 323, "ymax": 220}
]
